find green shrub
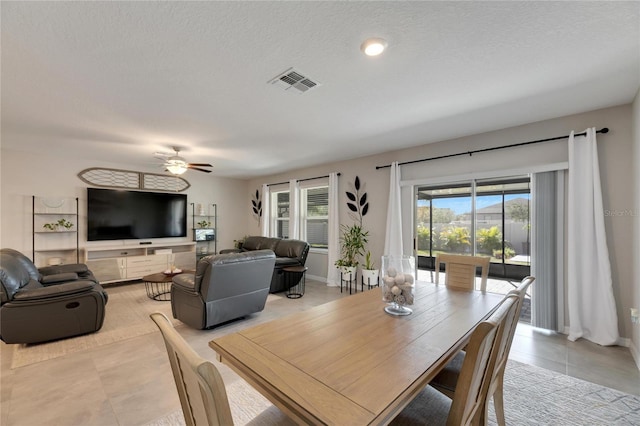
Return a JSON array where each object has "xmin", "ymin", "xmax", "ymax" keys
[
  {"xmin": 493, "ymin": 247, "xmax": 516, "ymax": 259},
  {"xmin": 476, "ymin": 226, "xmax": 503, "ymax": 255},
  {"xmin": 438, "ymin": 226, "xmax": 471, "ymax": 252},
  {"xmin": 417, "ymin": 225, "xmax": 431, "ymax": 251}
]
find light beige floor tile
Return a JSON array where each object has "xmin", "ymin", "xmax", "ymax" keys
[
  {"xmin": 99, "ymin": 350, "xmax": 172, "ymax": 398},
  {"xmin": 90, "ymin": 333, "xmax": 163, "ymax": 373},
  {"xmin": 109, "ymin": 372, "xmax": 181, "ymax": 425}
]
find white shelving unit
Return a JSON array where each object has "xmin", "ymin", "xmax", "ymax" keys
[
  {"xmin": 192, "ymin": 203, "xmax": 217, "ymax": 260},
  {"xmin": 32, "ymin": 196, "xmax": 79, "ymax": 267},
  {"xmin": 85, "ymin": 242, "xmax": 197, "ymax": 284}
]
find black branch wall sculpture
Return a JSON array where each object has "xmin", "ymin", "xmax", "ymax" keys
[
  {"xmin": 346, "ymin": 176, "xmax": 369, "ymax": 226},
  {"xmin": 251, "ymin": 189, "xmax": 262, "ymax": 226}
]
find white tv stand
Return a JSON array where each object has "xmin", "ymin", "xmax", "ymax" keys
[{"xmin": 85, "ymin": 242, "xmax": 196, "ymax": 284}]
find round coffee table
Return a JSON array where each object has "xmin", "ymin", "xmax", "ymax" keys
[{"xmin": 142, "ymin": 270, "xmax": 193, "ymax": 301}]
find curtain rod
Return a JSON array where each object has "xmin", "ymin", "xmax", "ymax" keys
[
  {"xmin": 267, "ymin": 172, "xmax": 340, "ymax": 187},
  {"xmin": 375, "ymin": 127, "xmax": 609, "ymax": 170}
]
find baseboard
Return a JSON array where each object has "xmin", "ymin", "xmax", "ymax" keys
[{"xmin": 307, "ymin": 274, "xmax": 327, "ymax": 283}]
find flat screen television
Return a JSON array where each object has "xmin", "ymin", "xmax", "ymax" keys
[{"xmin": 87, "ymin": 188, "xmax": 187, "ymax": 241}]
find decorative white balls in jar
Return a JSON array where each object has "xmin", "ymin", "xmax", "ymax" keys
[{"xmin": 381, "ymin": 256, "xmax": 415, "ymax": 306}]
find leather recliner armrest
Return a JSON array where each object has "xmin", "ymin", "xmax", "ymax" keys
[
  {"xmin": 172, "ymin": 274, "xmax": 197, "ymax": 292},
  {"xmin": 12, "ymin": 280, "xmax": 96, "ymax": 302},
  {"xmin": 40, "ymin": 272, "xmax": 80, "ymax": 285},
  {"xmin": 38, "ymin": 263, "xmax": 90, "ymax": 276},
  {"xmin": 219, "ymin": 248, "xmax": 241, "ymax": 254}
]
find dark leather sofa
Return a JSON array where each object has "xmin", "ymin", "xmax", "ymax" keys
[
  {"xmin": 0, "ymin": 248, "xmax": 108, "ymax": 344},
  {"xmin": 171, "ymin": 250, "xmax": 275, "ymax": 329},
  {"xmin": 220, "ymin": 236, "xmax": 309, "ymax": 293}
]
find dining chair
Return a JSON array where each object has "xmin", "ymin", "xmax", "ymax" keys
[
  {"xmin": 434, "ymin": 254, "xmax": 490, "ymax": 291},
  {"xmin": 150, "ymin": 312, "xmax": 234, "ymax": 426},
  {"xmin": 429, "ymin": 276, "xmax": 535, "ymax": 426},
  {"xmin": 151, "ymin": 312, "xmax": 295, "ymax": 426},
  {"xmin": 392, "ymin": 295, "xmax": 518, "ymax": 425}
]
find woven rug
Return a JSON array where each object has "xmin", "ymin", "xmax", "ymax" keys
[
  {"xmin": 150, "ymin": 360, "xmax": 640, "ymax": 425},
  {"xmin": 10, "ymin": 283, "xmax": 282, "ymax": 369}
]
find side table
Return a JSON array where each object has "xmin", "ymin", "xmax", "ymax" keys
[
  {"xmin": 283, "ymin": 266, "xmax": 308, "ymax": 299},
  {"xmin": 142, "ymin": 270, "xmax": 193, "ymax": 301}
]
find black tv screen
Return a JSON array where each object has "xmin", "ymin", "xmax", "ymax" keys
[{"xmin": 87, "ymin": 188, "xmax": 187, "ymax": 241}]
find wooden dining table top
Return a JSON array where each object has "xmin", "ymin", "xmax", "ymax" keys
[{"xmin": 209, "ymin": 281, "xmax": 504, "ymax": 425}]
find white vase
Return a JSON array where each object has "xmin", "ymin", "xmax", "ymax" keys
[
  {"xmin": 381, "ymin": 255, "xmax": 416, "ymax": 316},
  {"xmin": 340, "ymin": 266, "xmax": 356, "ymax": 282},
  {"xmin": 361, "ymin": 269, "xmax": 379, "ymax": 287}
]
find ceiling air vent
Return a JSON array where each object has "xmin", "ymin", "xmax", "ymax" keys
[{"xmin": 268, "ymin": 68, "xmax": 320, "ymax": 94}]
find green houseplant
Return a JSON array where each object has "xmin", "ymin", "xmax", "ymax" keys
[
  {"xmin": 335, "ymin": 223, "xmax": 368, "ymax": 281},
  {"xmin": 361, "ymin": 250, "xmax": 379, "ymax": 287}
]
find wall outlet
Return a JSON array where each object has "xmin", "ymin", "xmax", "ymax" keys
[{"xmin": 631, "ymin": 308, "xmax": 639, "ymax": 325}]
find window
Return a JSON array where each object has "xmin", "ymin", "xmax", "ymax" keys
[
  {"xmin": 301, "ymin": 186, "xmax": 328, "ymax": 249},
  {"xmin": 271, "ymin": 190, "xmax": 289, "ymax": 239}
]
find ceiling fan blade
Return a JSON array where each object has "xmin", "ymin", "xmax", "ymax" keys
[
  {"xmin": 188, "ymin": 166, "xmax": 212, "ymax": 173},
  {"xmin": 187, "ymin": 163, "xmax": 212, "ymax": 167}
]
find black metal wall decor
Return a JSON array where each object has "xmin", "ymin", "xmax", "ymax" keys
[
  {"xmin": 346, "ymin": 176, "xmax": 369, "ymax": 226},
  {"xmin": 251, "ymin": 189, "xmax": 262, "ymax": 225}
]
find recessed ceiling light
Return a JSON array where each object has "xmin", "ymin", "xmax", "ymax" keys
[{"xmin": 360, "ymin": 38, "xmax": 387, "ymax": 56}]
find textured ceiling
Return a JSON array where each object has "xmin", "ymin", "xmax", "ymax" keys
[{"xmin": 2, "ymin": 1, "xmax": 639, "ymax": 178}]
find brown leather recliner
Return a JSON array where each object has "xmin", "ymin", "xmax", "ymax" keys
[{"xmin": 0, "ymin": 248, "xmax": 108, "ymax": 344}]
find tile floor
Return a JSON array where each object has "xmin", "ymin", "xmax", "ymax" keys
[{"xmin": 1, "ymin": 279, "xmax": 638, "ymax": 425}]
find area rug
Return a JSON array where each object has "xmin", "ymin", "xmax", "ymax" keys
[
  {"xmin": 149, "ymin": 360, "xmax": 640, "ymax": 425},
  {"xmin": 10, "ymin": 283, "xmax": 283, "ymax": 369}
]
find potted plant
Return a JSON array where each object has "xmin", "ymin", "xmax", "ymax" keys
[
  {"xmin": 335, "ymin": 223, "xmax": 368, "ymax": 282},
  {"xmin": 361, "ymin": 250, "xmax": 379, "ymax": 287}
]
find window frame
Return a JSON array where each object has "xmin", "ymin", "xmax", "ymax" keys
[{"xmin": 300, "ymin": 183, "xmax": 329, "ymax": 250}]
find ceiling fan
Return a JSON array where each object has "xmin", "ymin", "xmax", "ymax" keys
[{"xmin": 154, "ymin": 147, "xmax": 213, "ymax": 175}]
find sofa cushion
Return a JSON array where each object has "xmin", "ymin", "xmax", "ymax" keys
[
  {"xmin": 274, "ymin": 239, "xmax": 307, "ymax": 259},
  {"xmin": 1, "ymin": 249, "xmax": 40, "ymax": 281},
  {"xmin": 0, "ymin": 253, "xmax": 33, "ymax": 301},
  {"xmin": 242, "ymin": 236, "xmax": 280, "ymax": 251}
]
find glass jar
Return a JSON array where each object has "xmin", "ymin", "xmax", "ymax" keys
[{"xmin": 381, "ymin": 255, "xmax": 416, "ymax": 316}]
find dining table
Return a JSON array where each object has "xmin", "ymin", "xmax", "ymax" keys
[{"xmin": 209, "ymin": 281, "xmax": 504, "ymax": 425}]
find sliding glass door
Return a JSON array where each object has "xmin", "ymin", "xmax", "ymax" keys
[{"xmin": 416, "ymin": 176, "xmax": 531, "ymax": 281}]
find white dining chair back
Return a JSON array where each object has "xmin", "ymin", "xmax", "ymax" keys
[
  {"xmin": 435, "ymin": 254, "xmax": 490, "ymax": 291},
  {"xmin": 150, "ymin": 312, "xmax": 234, "ymax": 426}
]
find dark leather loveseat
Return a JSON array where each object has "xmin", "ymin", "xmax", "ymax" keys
[
  {"xmin": 221, "ymin": 236, "xmax": 309, "ymax": 293},
  {"xmin": 0, "ymin": 248, "xmax": 108, "ymax": 344}
]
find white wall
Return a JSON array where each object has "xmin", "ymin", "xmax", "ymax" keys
[
  {"xmin": 0, "ymin": 149, "xmax": 248, "ymax": 259},
  {"xmin": 632, "ymin": 89, "xmax": 640, "ymax": 366},
  {"xmin": 247, "ymin": 104, "xmax": 636, "ymax": 342}
]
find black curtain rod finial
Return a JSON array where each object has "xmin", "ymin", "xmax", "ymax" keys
[{"xmin": 601, "ymin": 127, "xmax": 609, "ymax": 134}]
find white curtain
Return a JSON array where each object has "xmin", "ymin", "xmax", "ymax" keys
[
  {"xmin": 261, "ymin": 183, "xmax": 270, "ymax": 237},
  {"xmin": 384, "ymin": 162, "xmax": 403, "ymax": 256},
  {"xmin": 289, "ymin": 179, "xmax": 300, "ymax": 239},
  {"xmin": 326, "ymin": 172, "xmax": 340, "ymax": 286},
  {"xmin": 567, "ymin": 128, "xmax": 619, "ymax": 345}
]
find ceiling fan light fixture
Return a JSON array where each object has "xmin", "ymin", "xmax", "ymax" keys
[
  {"xmin": 361, "ymin": 38, "xmax": 387, "ymax": 56},
  {"xmin": 166, "ymin": 160, "xmax": 188, "ymax": 175}
]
